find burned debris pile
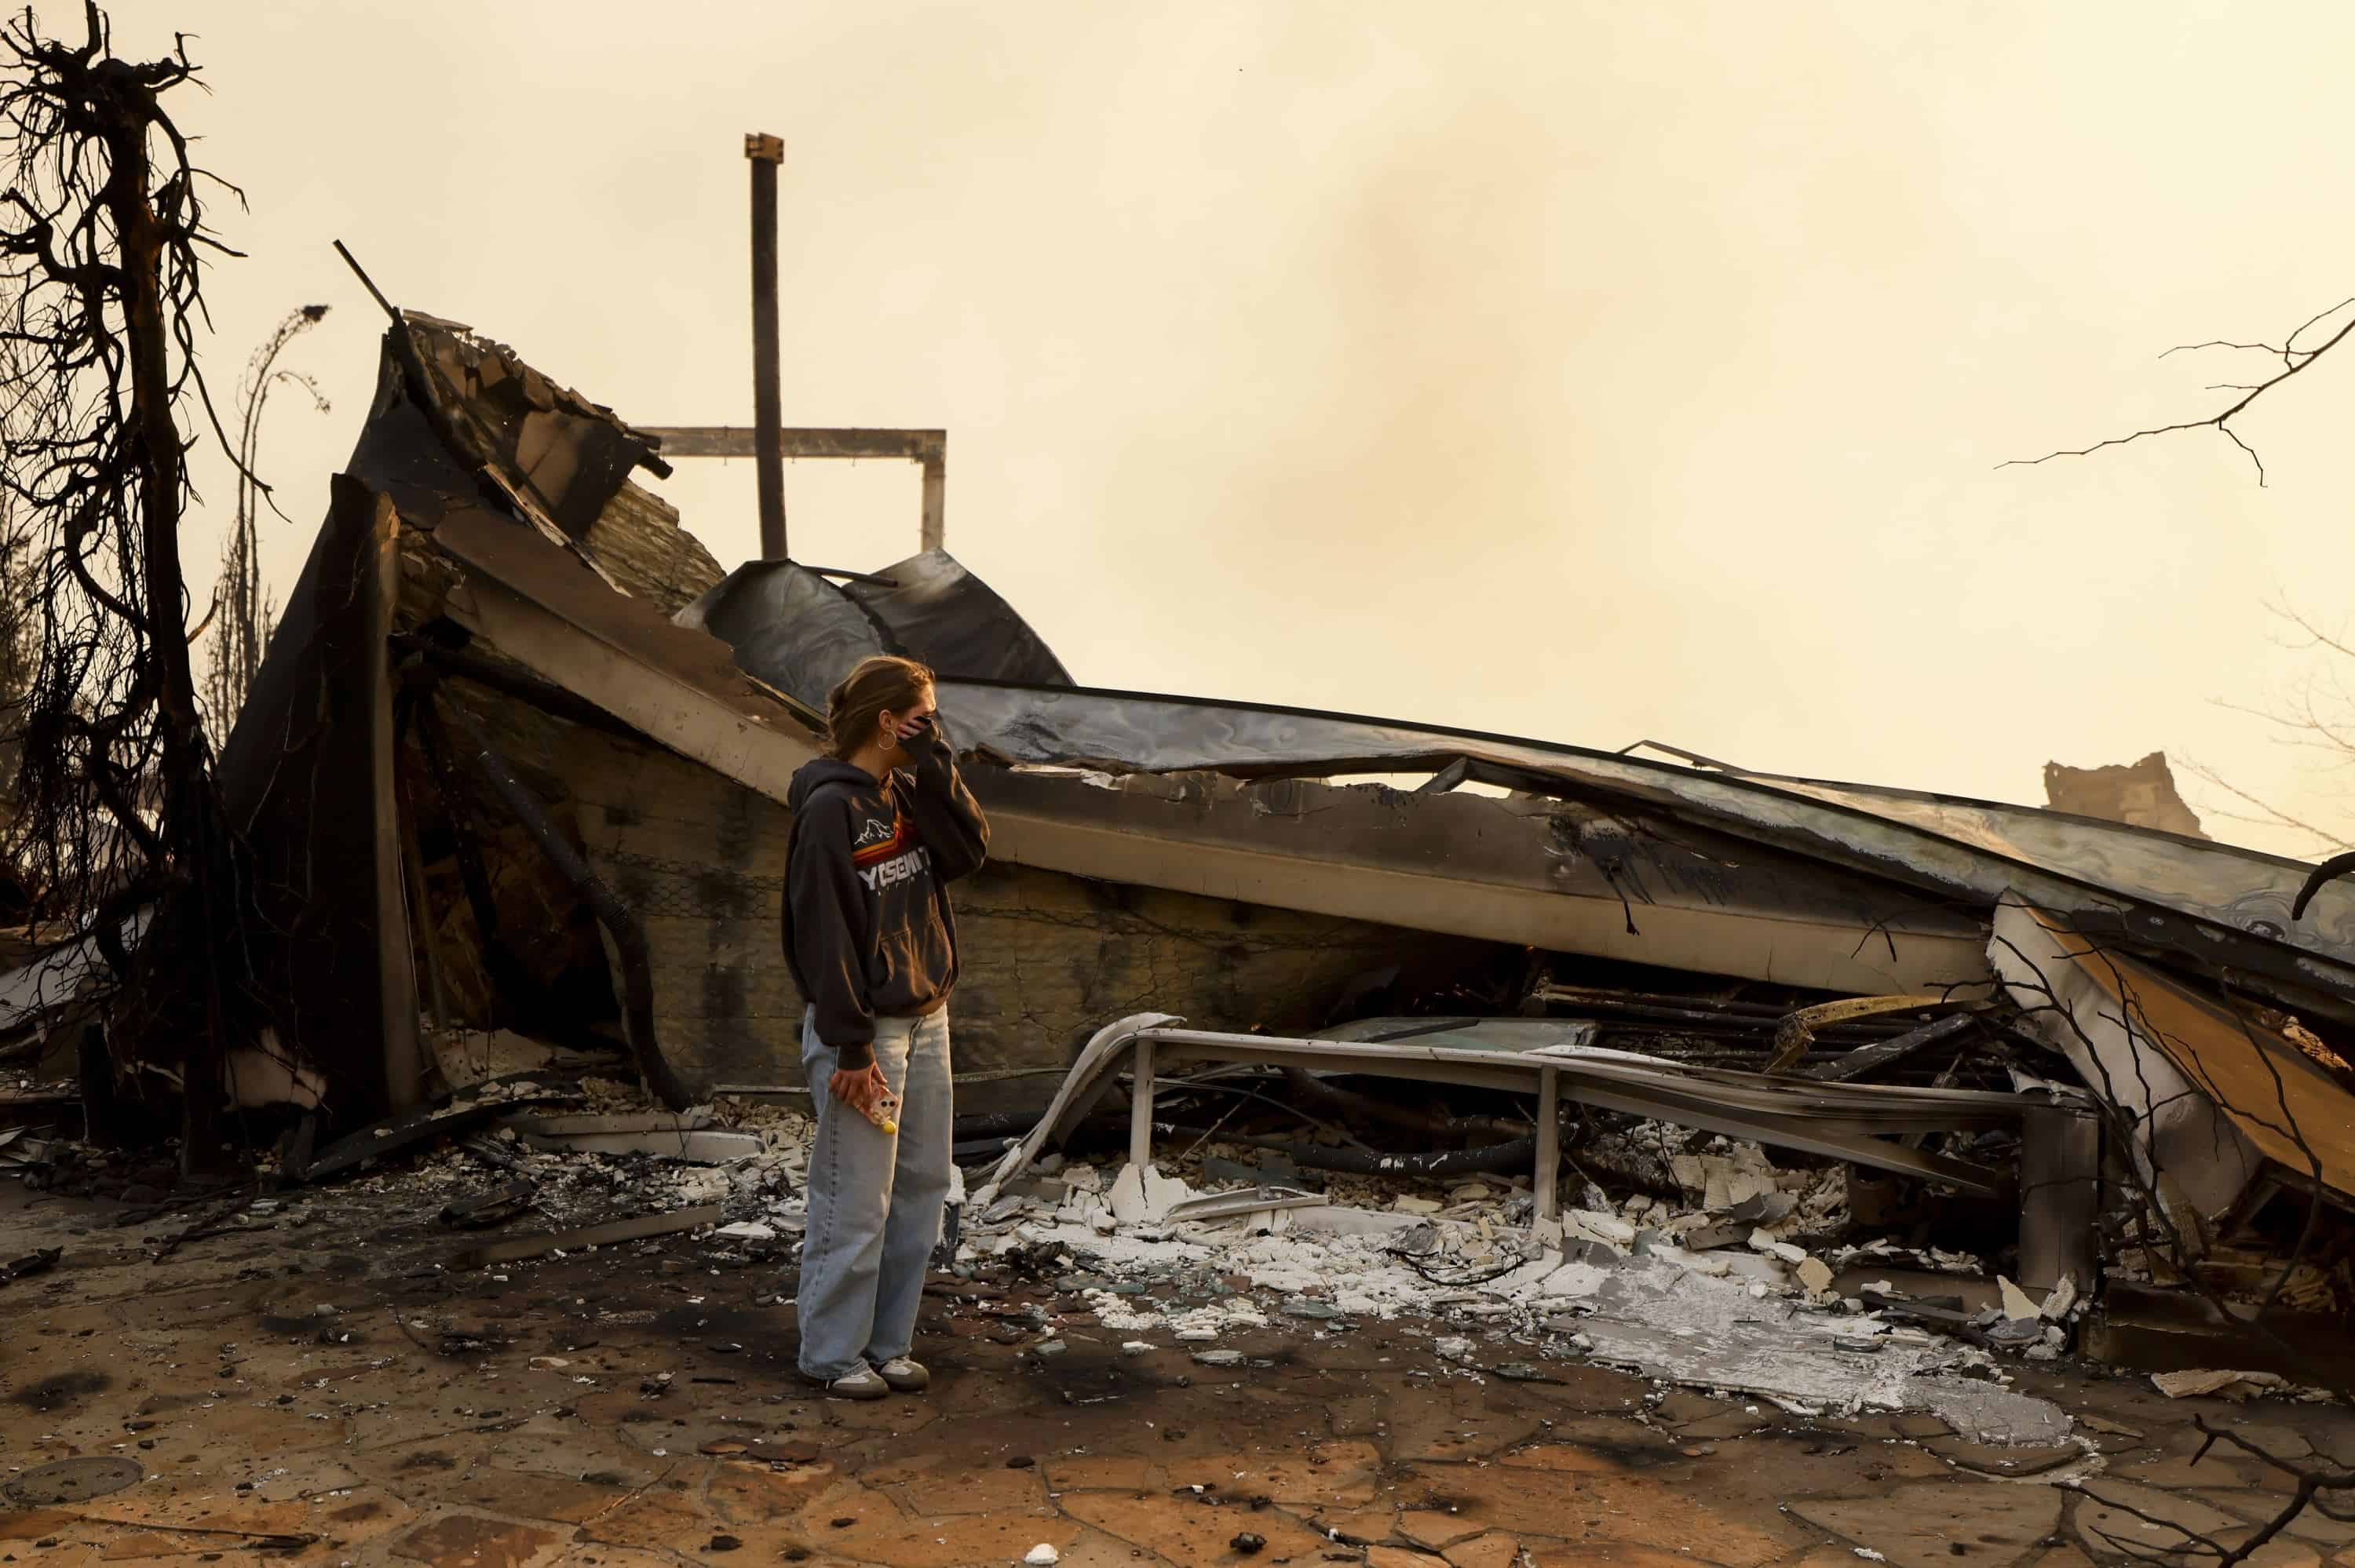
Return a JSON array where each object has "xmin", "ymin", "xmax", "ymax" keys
[{"xmin": 0, "ymin": 304, "xmax": 2351, "ymax": 1421}]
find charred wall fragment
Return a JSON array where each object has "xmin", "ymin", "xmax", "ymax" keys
[
  {"xmin": 215, "ymin": 476, "xmax": 415, "ymax": 1118},
  {"xmin": 559, "ymin": 724, "xmax": 1499, "ymax": 1103}
]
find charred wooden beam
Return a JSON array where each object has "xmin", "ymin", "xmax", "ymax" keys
[
  {"xmin": 641, "ymin": 425, "xmax": 948, "ymax": 552},
  {"xmin": 1801, "ymin": 1012, "xmax": 1979, "ymax": 1083}
]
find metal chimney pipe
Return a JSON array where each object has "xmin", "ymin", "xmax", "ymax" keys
[{"xmin": 745, "ymin": 132, "xmax": 787, "ymax": 560}]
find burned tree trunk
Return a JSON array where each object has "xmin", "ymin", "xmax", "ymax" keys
[
  {"xmin": 108, "ymin": 88, "xmax": 227, "ymax": 1161},
  {"xmin": 0, "ymin": 4, "xmax": 277, "ymax": 1166}
]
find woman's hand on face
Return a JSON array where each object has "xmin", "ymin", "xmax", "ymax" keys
[
  {"xmin": 885, "ymin": 698, "xmax": 938, "ymax": 743},
  {"xmin": 898, "ymin": 718, "xmax": 951, "ymax": 768},
  {"xmin": 830, "ymin": 1062, "xmax": 893, "ymax": 1120}
]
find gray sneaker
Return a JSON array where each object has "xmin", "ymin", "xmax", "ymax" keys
[
  {"xmin": 871, "ymin": 1356, "xmax": 929, "ymax": 1392},
  {"xmin": 802, "ymin": 1365, "xmax": 889, "ymax": 1401}
]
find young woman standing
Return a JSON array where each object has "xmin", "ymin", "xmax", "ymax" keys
[{"xmin": 782, "ymin": 655, "xmax": 989, "ymax": 1399}]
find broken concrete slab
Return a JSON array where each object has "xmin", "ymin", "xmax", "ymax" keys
[
  {"xmin": 2075, "ymin": 1481, "xmax": 2251, "ymax": 1557},
  {"xmin": 2225, "ymin": 1422, "xmax": 2317, "ymax": 1462},
  {"xmin": 2211, "ymin": 1537, "xmax": 2322, "ymax": 1568},
  {"xmin": 1368, "ymin": 1548, "xmax": 1449, "ymax": 1568},
  {"xmin": 1397, "ymin": 1511, "xmax": 1488, "ymax": 1551},
  {"xmin": 1785, "ymin": 1482, "xmax": 2064, "ymax": 1568},
  {"xmin": 1060, "ymin": 1490, "xmax": 1331, "ymax": 1566},
  {"xmin": 1442, "ymin": 1534, "xmax": 1521, "ymax": 1568},
  {"xmin": 1920, "ymin": 1435, "xmax": 2083, "ymax": 1477},
  {"xmin": 1676, "ymin": 1409, "xmax": 1775, "ymax": 1440},
  {"xmin": 1411, "ymin": 1455, "xmax": 1812, "ymax": 1566}
]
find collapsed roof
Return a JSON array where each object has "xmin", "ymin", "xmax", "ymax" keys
[
  {"xmin": 195, "ymin": 308, "xmax": 2355, "ymax": 1267},
  {"xmin": 683, "ymin": 548, "xmax": 2355, "ymax": 1026}
]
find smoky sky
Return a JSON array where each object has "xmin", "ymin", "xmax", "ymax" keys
[{"xmin": 75, "ymin": 0, "xmax": 2355, "ymax": 855}]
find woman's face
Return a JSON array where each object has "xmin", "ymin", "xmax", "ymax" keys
[{"xmin": 877, "ymin": 684, "xmax": 939, "ymax": 765}]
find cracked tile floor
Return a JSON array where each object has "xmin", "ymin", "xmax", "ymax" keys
[{"xmin": 0, "ymin": 1185, "xmax": 2350, "ymax": 1568}]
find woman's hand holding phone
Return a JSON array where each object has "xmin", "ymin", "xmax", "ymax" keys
[{"xmin": 830, "ymin": 1062, "xmax": 900, "ymax": 1132}]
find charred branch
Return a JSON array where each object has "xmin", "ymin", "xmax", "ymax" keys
[
  {"xmin": 2005, "ymin": 295, "xmax": 2355, "ymax": 486},
  {"xmin": 203, "ymin": 302, "xmax": 328, "ymax": 738},
  {"xmin": 2079, "ymin": 1418, "xmax": 2355, "ymax": 1567},
  {"xmin": 1993, "ymin": 903, "xmax": 2342, "ymax": 1342}
]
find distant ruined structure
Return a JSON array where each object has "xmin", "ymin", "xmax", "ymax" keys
[{"xmin": 2043, "ymin": 751, "xmax": 2208, "ymax": 840}]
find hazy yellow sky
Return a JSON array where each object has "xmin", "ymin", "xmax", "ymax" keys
[{"xmin": 87, "ymin": 1, "xmax": 2355, "ymax": 856}]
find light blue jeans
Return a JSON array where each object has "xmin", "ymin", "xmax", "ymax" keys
[{"xmin": 795, "ymin": 1005, "xmax": 954, "ymax": 1380}]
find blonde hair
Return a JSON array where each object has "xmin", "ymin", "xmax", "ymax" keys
[{"xmin": 826, "ymin": 655, "xmax": 936, "ymax": 760}]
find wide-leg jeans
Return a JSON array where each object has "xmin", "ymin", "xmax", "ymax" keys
[{"xmin": 794, "ymin": 1006, "xmax": 953, "ymax": 1380}]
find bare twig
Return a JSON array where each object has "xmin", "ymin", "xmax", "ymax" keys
[
  {"xmin": 1990, "ymin": 907, "xmax": 2303, "ymax": 1349},
  {"xmin": 2076, "ymin": 1417, "xmax": 2355, "ymax": 1568},
  {"xmin": 2176, "ymin": 759, "xmax": 2355, "ymax": 855},
  {"xmin": 2005, "ymin": 296, "xmax": 2355, "ymax": 485},
  {"xmin": 202, "ymin": 301, "xmax": 328, "ymax": 736}
]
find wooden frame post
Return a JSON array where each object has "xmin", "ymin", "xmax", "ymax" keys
[{"xmin": 1129, "ymin": 1037, "xmax": 1157, "ymax": 1172}]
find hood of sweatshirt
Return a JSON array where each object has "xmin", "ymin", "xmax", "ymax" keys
[{"xmin": 787, "ymin": 757, "xmax": 884, "ymax": 813}]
